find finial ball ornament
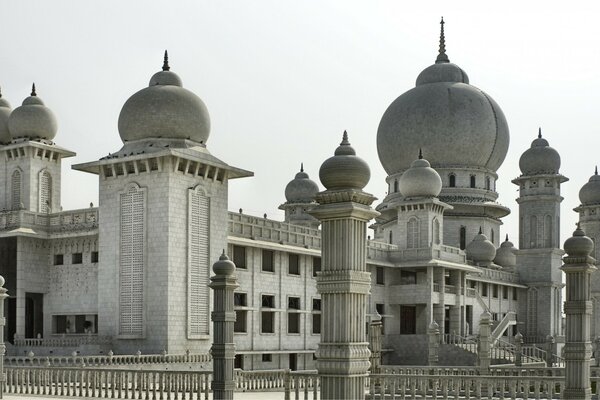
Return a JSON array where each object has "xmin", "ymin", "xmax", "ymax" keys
[
  {"xmin": 212, "ymin": 251, "xmax": 236, "ymax": 275},
  {"xmin": 564, "ymin": 225, "xmax": 594, "ymax": 257},
  {"xmin": 319, "ymin": 131, "xmax": 370, "ymax": 190}
]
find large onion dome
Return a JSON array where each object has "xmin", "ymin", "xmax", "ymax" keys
[
  {"xmin": 319, "ymin": 131, "xmax": 370, "ymax": 190},
  {"xmin": 494, "ymin": 235, "xmax": 517, "ymax": 269},
  {"xmin": 519, "ymin": 128, "xmax": 561, "ymax": 175},
  {"xmin": 564, "ymin": 225, "xmax": 594, "ymax": 258},
  {"xmin": 285, "ymin": 164, "xmax": 319, "ymax": 203},
  {"xmin": 212, "ymin": 251, "xmax": 236, "ymax": 275},
  {"xmin": 398, "ymin": 150, "xmax": 442, "ymax": 198},
  {"xmin": 0, "ymin": 88, "xmax": 12, "ymax": 144},
  {"xmin": 8, "ymin": 84, "xmax": 57, "ymax": 141},
  {"xmin": 376, "ymin": 18, "xmax": 509, "ymax": 175},
  {"xmin": 118, "ymin": 51, "xmax": 210, "ymax": 144},
  {"xmin": 466, "ymin": 228, "xmax": 496, "ymax": 266},
  {"xmin": 579, "ymin": 167, "xmax": 600, "ymax": 206}
]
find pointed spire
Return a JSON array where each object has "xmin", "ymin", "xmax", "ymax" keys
[
  {"xmin": 418, "ymin": 148, "xmax": 423, "ymax": 159},
  {"xmin": 478, "ymin": 226, "xmax": 482, "ymax": 235},
  {"xmin": 505, "ymin": 234, "xmax": 509, "ymax": 242},
  {"xmin": 300, "ymin": 162, "xmax": 304, "ymax": 173},
  {"xmin": 538, "ymin": 127, "xmax": 542, "ymax": 138},
  {"xmin": 0, "ymin": 86, "xmax": 2, "ymax": 98},
  {"xmin": 341, "ymin": 130, "xmax": 350, "ymax": 145},
  {"xmin": 596, "ymin": 166, "xmax": 598, "ymax": 175},
  {"xmin": 162, "ymin": 50, "xmax": 170, "ymax": 71},
  {"xmin": 31, "ymin": 83, "xmax": 37, "ymax": 96},
  {"xmin": 436, "ymin": 17, "xmax": 450, "ymax": 64}
]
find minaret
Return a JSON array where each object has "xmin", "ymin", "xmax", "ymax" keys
[
  {"xmin": 73, "ymin": 54, "xmax": 252, "ymax": 354},
  {"xmin": 512, "ymin": 128, "xmax": 567, "ymax": 339},
  {"xmin": 278, "ymin": 163, "xmax": 320, "ymax": 228},
  {"xmin": 309, "ymin": 131, "xmax": 378, "ymax": 399}
]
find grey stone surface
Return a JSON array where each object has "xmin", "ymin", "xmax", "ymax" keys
[{"xmin": 8, "ymin": 90, "xmax": 57, "ymax": 141}]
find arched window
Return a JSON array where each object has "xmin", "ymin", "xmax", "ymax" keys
[
  {"xmin": 485, "ymin": 177, "xmax": 491, "ymax": 190},
  {"xmin": 389, "ymin": 230, "xmax": 393, "ymax": 244},
  {"xmin": 459, "ymin": 226, "xmax": 466, "ymax": 250},
  {"xmin": 544, "ymin": 215, "xmax": 552, "ymax": 248},
  {"xmin": 11, "ymin": 170, "xmax": 21, "ymax": 210},
  {"xmin": 407, "ymin": 218, "xmax": 419, "ymax": 249},
  {"xmin": 470, "ymin": 175, "xmax": 476, "ymax": 188},
  {"xmin": 530, "ymin": 215, "xmax": 538, "ymax": 248},
  {"xmin": 449, "ymin": 174, "xmax": 456, "ymax": 188},
  {"xmin": 433, "ymin": 218, "xmax": 440, "ymax": 245},
  {"xmin": 394, "ymin": 180, "xmax": 399, "ymax": 193},
  {"xmin": 39, "ymin": 171, "xmax": 52, "ymax": 213}
]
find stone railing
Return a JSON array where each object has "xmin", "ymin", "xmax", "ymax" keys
[
  {"xmin": 14, "ymin": 334, "xmax": 111, "ymax": 348},
  {"xmin": 5, "ymin": 352, "xmax": 211, "ymax": 368},
  {"xmin": 477, "ymin": 267, "xmax": 520, "ymax": 284},
  {"xmin": 390, "ymin": 244, "xmax": 466, "ymax": 264},
  {"xmin": 4, "ymin": 367, "xmax": 212, "ymax": 399},
  {"xmin": 367, "ymin": 241, "xmax": 398, "ymax": 261},
  {"xmin": 0, "ymin": 207, "xmax": 98, "ymax": 234},
  {"xmin": 228, "ymin": 212, "xmax": 321, "ymax": 249}
]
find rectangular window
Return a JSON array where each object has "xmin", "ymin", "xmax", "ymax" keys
[
  {"xmin": 233, "ymin": 245, "xmax": 246, "ymax": 269},
  {"xmin": 234, "ymin": 292, "xmax": 247, "ymax": 333},
  {"xmin": 288, "ymin": 297, "xmax": 300, "ymax": 334},
  {"xmin": 262, "ymin": 354, "xmax": 272, "ymax": 362},
  {"xmin": 54, "ymin": 254, "xmax": 64, "ymax": 266},
  {"xmin": 72, "ymin": 253, "xmax": 83, "ymax": 264},
  {"xmin": 262, "ymin": 250, "xmax": 274, "ymax": 272},
  {"xmin": 482, "ymin": 282, "xmax": 488, "ymax": 297},
  {"xmin": 493, "ymin": 284, "xmax": 498, "ymax": 298},
  {"xmin": 512, "ymin": 288, "xmax": 518, "ymax": 301},
  {"xmin": 261, "ymin": 295, "xmax": 275, "ymax": 334},
  {"xmin": 312, "ymin": 299, "xmax": 321, "ymax": 335},
  {"xmin": 400, "ymin": 270, "xmax": 417, "ymax": 285},
  {"xmin": 288, "ymin": 254, "xmax": 300, "ymax": 275},
  {"xmin": 91, "ymin": 251, "xmax": 99, "ymax": 263},
  {"xmin": 375, "ymin": 267, "xmax": 385, "ymax": 285},
  {"xmin": 312, "ymin": 257, "xmax": 321, "ymax": 277},
  {"xmin": 502, "ymin": 286, "xmax": 508, "ymax": 299}
]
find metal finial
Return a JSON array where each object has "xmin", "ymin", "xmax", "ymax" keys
[
  {"xmin": 31, "ymin": 83, "xmax": 37, "ymax": 96},
  {"xmin": 418, "ymin": 148, "xmax": 423, "ymax": 159},
  {"xmin": 162, "ymin": 50, "xmax": 170, "ymax": 71},
  {"xmin": 538, "ymin": 127, "xmax": 542, "ymax": 138},
  {"xmin": 505, "ymin": 234, "xmax": 509, "ymax": 242},
  {"xmin": 436, "ymin": 17, "xmax": 449, "ymax": 63},
  {"xmin": 596, "ymin": 166, "xmax": 598, "ymax": 175},
  {"xmin": 478, "ymin": 226, "xmax": 482, "ymax": 235},
  {"xmin": 300, "ymin": 162, "xmax": 304, "ymax": 172},
  {"xmin": 340, "ymin": 130, "xmax": 350, "ymax": 145},
  {"xmin": 0, "ymin": 86, "xmax": 2, "ymax": 98}
]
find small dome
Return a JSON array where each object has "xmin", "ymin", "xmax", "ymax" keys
[
  {"xmin": 519, "ymin": 129, "xmax": 561, "ymax": 175},
  {"xmin": 579, "ymin": 168, "xmax": 600, "ymax": 205},
  {"xmin": 320, "ymin": 131, "xmax": 370, "ymax": 191},
  {"xmin": 564, "ymin": 225, "xmax": 594, "ymax": 257},
  {"xmin": 212, "ymin": 251, "xmax": 236, "ymax": 275},
  {"xmin": 8, "ymin": 84, "xmax": 57, "ymax": 141},
  {"xmin": 398, "ymin": 150, "xmax": 442, "ymax": 199},
  {"xmin": 118, "ymin": 51, "xmax": 210, "ymax": 144},
  {"xmin": 494, "ymin": 235, "xmax": 517, "ymax": 268},
  {"xmin": 285, "ymin": 164, "xmax": 319, "ymax": 203},
  {"xmin": 0, "ymin": 88, "xmax": 12, "ymax": 144},
  {"xmin": 466, "ymin": 228, "xmax": 496, "ymax": 264},
  {"xmin": 416, "ymin": 62, "xmax": 469, "ymax": 86}
]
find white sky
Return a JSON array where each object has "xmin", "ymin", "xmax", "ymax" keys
[{"xmin": 2, "ymin": 1, "xmax": 600, "ymax": 246}]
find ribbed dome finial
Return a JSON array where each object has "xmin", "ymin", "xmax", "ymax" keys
[
  {"xmin": 505, "ymin": 234, "xmax": 509, "ymax": 242},
  {"xmin": 31, "ymin": 83, "xmax": 37, "ymax": 97},
  {"xmin": 538, "ymin": 127, "xmax": 542, "ymax": 138},
  {"xmin": 300, "ymin": 162, "xmax": 304, "ymax": 173},
  {"xmin": 436, "ymin": 17, "xmax": 449, "ymax": 64},
  {"xmin": 162, "ymin": 50, "xmax": 170, "ymax": 72},
  {"xmin": 341, "ymin": 130, "xmax": 349, "ymax": 144},
  {"xmin": 418, "ymin": 148, "xmax": 423, "ymax": 159}
]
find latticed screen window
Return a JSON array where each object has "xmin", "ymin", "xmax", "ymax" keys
[
  {"xmin": 407, "ymin": 218, "xmax": 419, "ymax": 248},
  {"xmin": 40, "ymin": 171, "xmax": 52, "ymax": 213},
  {"xmin": 11, "ymin": 170, "xmax": 21, "ymax": 210},
  {"xmin": 119, "ymin": 185, "xmax": 145, "ymax": 337},
  {"xmin": 188, "ymin": 188, "xmax": 210, "ymax": 337}
]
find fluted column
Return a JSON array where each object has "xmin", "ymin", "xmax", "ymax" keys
[
  {"xmin": 562, "ymin": 226, "xmax": 596, "ymax": 400},
  {"xmin": 209, "ymin": 252, "xmax": 239, "ymax": 400}
]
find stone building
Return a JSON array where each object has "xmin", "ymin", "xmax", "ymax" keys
[{"xmin": 0, "ymin": 23, "xmax": 591, "ymax": 368}]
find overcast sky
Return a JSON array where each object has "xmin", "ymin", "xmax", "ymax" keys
[{"xmin": 2, "ymin": 1, "xmax": 599, "ymax": 246}]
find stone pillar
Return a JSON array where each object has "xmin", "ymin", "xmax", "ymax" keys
[
  {"xmin": 209, "ymin": 252, "xmax": 239, "ymax": 400},
  {"xmin": 309, "ymin": 132, "xmax": 379, "ymax": 400},
  {"xmin": 477, "ymin": 311, "xmax": 492, "ymax": 374},
  {"xmin": 0, "ymin": 276, "xmax": 7, "ymax": 399},
  {"xmin": 368, "ymin": 314, "xmax": 382, "ymax": 374},
  {"xmin": 595, "ymin": 337, "xmax": 600, "ymax": 367},
  {"xmin": 433, "ymin": 268, "xmax": 446, "ymax": 338},
  {"xmin": 514, "ymin": 332, "xmax": 523, "ymax": 367},
  {"xmin": 561, "ymin": 226, "xmax": 596, "ymax": 400},
  {"xmin": 545, "ymin": 335, "xmax": 555, "ymax": 367},
  {"xmin": 428, "ymin": 321, "xmax": 440, "ymax": 366}
]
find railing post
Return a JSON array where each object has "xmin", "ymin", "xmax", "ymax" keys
[
  {"xmin": 368, "ymin": 313, "xmax": 383, "ymax": 374},
  {"xmin": 209, "ymin": 251, "xmax": 238, "ymax": 400},
  {"xmin": 284, "ymin": 369, "xmax": 291, "ymax": 400},
  {"xmin": 0, "ymin": 276, "xmax": 8, "ymax": 399},
  {"xmin": 514, "ymin": 332, "xmax": 523, "ymax": 367},
  {"xmin": 545, "ymin": 335, "xmax": 555, "ymax": 367},
  {"xmin": 428, "ymin": 321, "xmax": 440, "ymax": 366},
  {"xmin": 477, "ymin": 311, "xmax": 492, "ymax": 374},
  {"xmin": 595, "ymin": 337, "xmax": 600, "ymax": 367}
]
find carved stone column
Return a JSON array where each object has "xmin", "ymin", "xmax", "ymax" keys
[
  {"xmin": 514, "ymin": 331, "xmax": 523, "ymax": 367},
  {"xmin": 310, "ymin": 131, "xmax": 379, "ymax": 399},
  {"xmin": 477, "ymin": 311, "xmax": 492, "ymax": 374},
  {"xmin": 368, "ymin": 313, "xmax": 383, "ymax": 374},
  {"xmin": 562, "ymin": 226, "xmax": 596, "ymax": 400},
  {"xmin": 209, "ymin": 252, "xmax": 239, "ymax": 400},
  {"xmin": 428, "ymin": 320, "xmax": 440, "ymax": 366}
]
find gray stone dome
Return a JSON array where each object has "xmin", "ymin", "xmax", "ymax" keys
[
  {"xmin": 376, "ymin": 22, "xmax": 509, "ymax": 175},
  {"xmin": 494, "ymin": 235, "xmax": 516, "ymax": 268},
  {"xmin": 579, "ymin": 168, "xmax": 600, "ymax": 205},
  {"xmin": 466, "ymin": 228, "xmax": 496, "ymax": 264},
  {"xmin": 285, "ymin": 164, "xmax": 319, "ymax": 203},
  {"xmin": 118, "ymin": 52, "xmax": 210, "ymax": 144},
  {"xmin": 564, "ymin": 225, "xmax": 594, "ymax": 258},
  {"xmin": 213, "ymin": 251, "xmax": 236, "ymax": 275},
  {"xmin": 519, "ymin": 129, "xmax": 561, "ymax": 176},
  {"xmin": 0, "ymin": 89, "xmax": 12, "ymax": 144},
  {"xmin": 320, "ymin": 131, "xmax": 370, "ymax": 191},
  {"xmin": 8, "ymin": 85, "xmax": 57, "ymax": 141},
  {"xmin": 398, "ymin": 151, "xmax": 442, "ymax": 198}
]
